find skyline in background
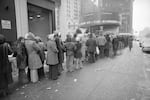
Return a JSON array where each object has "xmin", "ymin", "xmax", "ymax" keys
[{"xmin": 133, "ymin": 0, "xmax": 150, "ymax": 33}]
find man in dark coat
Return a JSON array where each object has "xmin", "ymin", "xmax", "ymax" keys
[
  {"xmin": 54, "ymin": 33, "xmax": 65, "ymax": 75},
  {"xmin": 14, "ymin": 37, "xmax": 28, "ymax": 84},
  {"xmin": 86, "ymin": 34, "xmax": 97, "ymax": 63},
  {"xmin": 112, "ymin": 36, "xmax": 119, "ymax": 56},
  {"xmin": 0, "ymin": 34, "xmax": 13, "ymax": 96},
  {"xmin": 128, "ymin": 36, "xmax": 133, "ymax": 51}
]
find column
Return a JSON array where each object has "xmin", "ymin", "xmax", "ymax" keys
[{"xmin": 14, "ymin": 0, "xmax": 28, "ymax": 38}]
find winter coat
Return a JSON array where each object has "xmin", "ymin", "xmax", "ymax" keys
[
  {"xmin": 0, "ymin": 34, "xmax": 13, "ymax": 88},
  {"xmin": 128, "ymin": 37, "xmax": 133, "ymax": 48},
  {"xmin": 112, "ymin": 37, "xmax": 119, "ymax": 50},
  {"xmin": 25, "ymin": 39, "xmax": 42, "ymax": 70},
  {"xmin": 74, "ymin": 41, "xmax": 82, "ymax": 58},
  {"xmin": 38, "ymin": 42, "xmax": 46, "ymax": 63},
  {"xmin": 86, "ymin": 38, "xmax": 97, "ymax": 52},
  {"xmin": 46, "ymin": 40, "xmax": 59, "ymax": 65},
  {"xmin": 96, "ymin": 36, "xmax": 107, "ymax": 46},
  {"xmin": 55, "ymin": 37, "xmax": 65, "ymax": 64},
  {"xmin": 16, "ymin": 42, "xmax": 28, "ymax": 69},
  {"xmin": 64, "ymin": 42, "xmax": 76, "ymax": 56}
]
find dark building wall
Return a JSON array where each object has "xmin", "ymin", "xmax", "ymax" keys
[
  {"xmin": 0, "ymin": 0, "xmax": 17, "ymax": 42},
  {"xmin": 27, "ymin": 0, "xmax": 56, "ymax": 35},
  {"xmin": 28, "ymin": 4, "xmax": 53, "ymax": 42}
]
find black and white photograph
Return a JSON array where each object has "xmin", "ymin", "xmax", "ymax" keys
[{"xmin": 0, "ymin": 0, "xmax": 150, "ymax": 100}]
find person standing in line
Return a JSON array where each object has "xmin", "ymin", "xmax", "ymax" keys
[
  {"xmin": 46, "ymin": 34, "xmax": 59, "ymax": 80},
  {"xmin": 0, "ymin": 34, "xmax": 13, "ymax": 96},
  {"xmin": 35, "ymin": 36, "xmax": 46, "ymax": 80},
  {"xmin": 96, "ymin": 33, "xmax": 107, "ymax": 58},
  {"xmin": 104, "ymin": 34, "xmax": 110, "ymax": 57},
  {"xmin": 25, "ymin": 33, "xmax": 42, "ymax": 83},
  {"xmin": 86, "ymin": 33, "xmax": 97, "ymax": 63},
  {"xmin": 112, "ymin": 36, "xmax": 119, "ymax": 56},
  {"xmin": 108, "ymin": 34, "xmax": 114, "ymax": 58},
  {"xmin": 74, "ymin": 37, "xmax": 83, "ymax": 69},
  {"xmin": 64, "ymin": 34, "xmax": 76, "ymax": 72},
  {"xmin": 81, "ymin": 34, "xmax": 88, "ymax": 63},
  {"xmin": 54, "ymin": 32, "xmax": 65, "ymax": 76},
  {"xmin": 14, "ymin": 37, "xmax": 28, "ymax": 84}
]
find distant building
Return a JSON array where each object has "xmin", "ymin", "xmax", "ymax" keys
[
  {"xmin": 55, "ymin": 0, "xmax": 81, "ymax": 40},
  {"xmin": 80, "ymin": 0, "xmax": 134, "ymax": 34}
]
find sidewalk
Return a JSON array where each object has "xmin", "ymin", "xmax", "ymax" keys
[{"xmin": 138, "ymin": 52, "xmax": 150, "ymax": 100}]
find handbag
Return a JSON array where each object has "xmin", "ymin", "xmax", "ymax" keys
[{"xmin": 96, "ymin": 46, "xmax": 100, "ymax": 54}]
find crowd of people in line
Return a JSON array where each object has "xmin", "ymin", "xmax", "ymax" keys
[{"xmin": 0, "ymin": 31, "xmax": 133, "ymax": 96}]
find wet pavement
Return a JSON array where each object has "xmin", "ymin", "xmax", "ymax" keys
[{"xmin": 1, "ymin": 42, "xmax": 150, "ymax": 100}]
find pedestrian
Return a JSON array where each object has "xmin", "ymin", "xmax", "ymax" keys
[
  {"xmin": 74, "ymin": 37, "xmax": 83, "ymax": 69},
  {"xmin": 25, "ymin": 32, "xmax": 42, "ymax": 83},
  {"xmin": 109, "ymin": 36, "xmax": 113, "ymax": 58},
  {"xmin": 81, "ymin": 34, "xmax": 88, "ymax": 62},
  {"xmin": 104, "ymin": 34, "xmax": 110, "ymax": 57},
  {"xmin": 14, "ymin": 37, "xmax": 28, "ymax": 84},
  {"xmin": 35, "ymin": 36, "xmax": 46, "ymax": 79},
  {"xmin": 54, "ymin": 32, "xmax": 65, "ymax": 76},
  {"xmin": 0, "ymin": 34, "xmax": 13, "ymax": 96},
  {"xmin": 46, "ymin": 34, "xmax": 59, "ymax": 80},
  {"xmin": 117, "ymin": 36, "xmax": 124, "ymax": 54},
  {"xmin": 72, "ymin": 34, "xmax": 77, "ymax": 42},
  {"xmin": 128, "ymin": 36, "xmax": 133, "ymax": 51},
  {"xmin": 86, "ymin": 33, "xmax": 97, "ymax": 63},
  {"xmin": 96, "ymin": 33, "xmax": 107, "ymax": 58},
  {"xmin": 64, "ymin": 34, "xmax": 76, "ymax": 72},
  {"xmin": 112, "ymin": 36, "xmax": 119, "ymax": 56}
]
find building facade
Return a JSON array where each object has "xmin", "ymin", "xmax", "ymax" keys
[
  {"xmin": 55, "ymin": 0, "xmax": 81, "ymax": 40},
  {"xmin": 0, "ymin": 0, "xmax": 60, "ymax": 42},
  {"xmin": 101, "ymin": 0, "xmax": 134, "ymax": 33},
  {"xmin": 80, "ymin": 0, "xmax": 134, "ymax": 34}
]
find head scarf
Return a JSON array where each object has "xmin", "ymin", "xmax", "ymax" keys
[
  {"xmin": 48, "ymin": 34, "xmax": 54, "ymax": 41},
  {"xmin": 35, "ymin": 36, "xmax": 42, "ymax": 42},
  {"xmin": 0, "ymin": 34, "xmax": 6, "ymax": 44},
  {"xmin": 25, "ymin": 32, "xmax": 35, "ymax": 40},
  {"xmin": 17, "ymin": 37, "xmax": 25, "ymax": 42}
]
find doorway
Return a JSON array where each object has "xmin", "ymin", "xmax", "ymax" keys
[{"xmin": 28, "ymin": 4, "xmax": 52, "ymax": 42}]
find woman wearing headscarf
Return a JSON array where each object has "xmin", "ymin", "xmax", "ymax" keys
[
  {"xmin": 25, "ymin": 32, "xmax": 42, "ymax": 83},
  {"xmin": 46, "ymin": 34, "xmax": 59, "ymax": 80},
  {"xmin": 0, "ymin": 34, "xmax": 13, "ymax": 96},
  {"xmin": 14, "ymin": 37, "xmax": 28, "ymax": 84}
]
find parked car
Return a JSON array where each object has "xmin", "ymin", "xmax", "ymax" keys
[{"xmin": 141, "ymin": 38, "xmax": 150, "ymax": 52}]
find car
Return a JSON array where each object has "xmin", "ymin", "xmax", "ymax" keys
[{"xmin": 141, "ymin": 38, "xmax": 150, "ymax": 52}]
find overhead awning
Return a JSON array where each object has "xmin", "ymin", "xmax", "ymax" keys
[
  {"xmin": 118, "ymin": 33, "xmax": 133, "ymax": 36},
  {"xmin": 79, "ymin": 20, "xmax": 121, "ymax": 28}
]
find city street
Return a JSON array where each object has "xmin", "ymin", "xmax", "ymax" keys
[{"xmin": 1, "ymin": 41, "xmax": 150, "ymax": 100}]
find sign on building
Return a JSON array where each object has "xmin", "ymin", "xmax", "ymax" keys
[{"xmin": 1, "ymin": 20, "xmax": 11, "ymax": 29}]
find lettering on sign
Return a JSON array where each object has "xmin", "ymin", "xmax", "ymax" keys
[{"xmin": 1, "ymin": 20, "xmax": 11, "ymax": 29}]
